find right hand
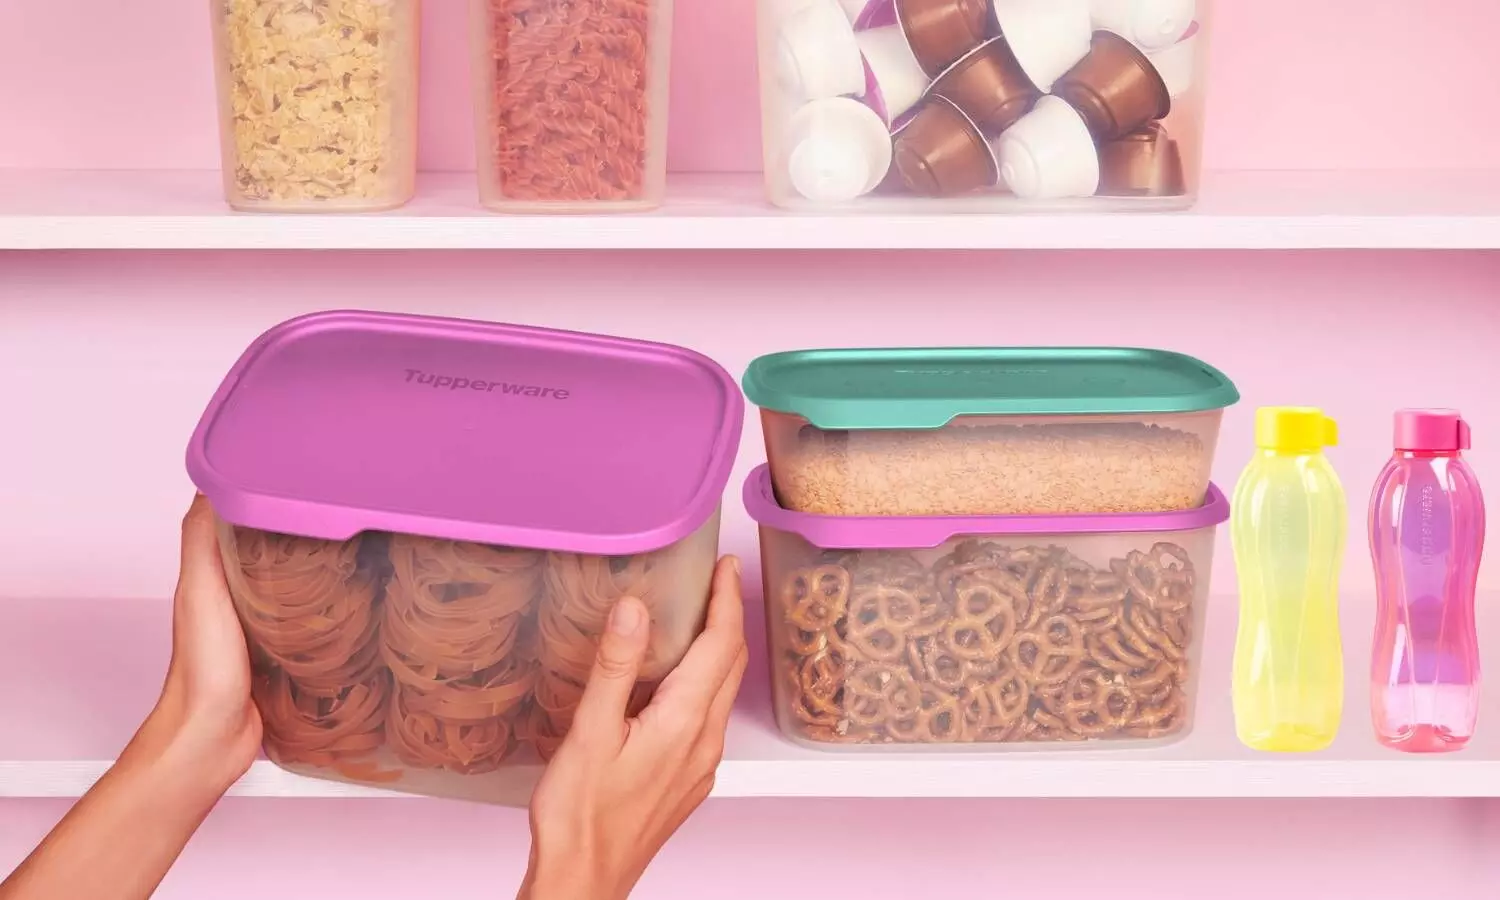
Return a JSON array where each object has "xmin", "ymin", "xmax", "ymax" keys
[{"xmin": 519, "ymin": 556, "xmax": 748, "ymax": 900}]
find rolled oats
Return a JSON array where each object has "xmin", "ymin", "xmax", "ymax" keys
[{"xmin": 215, "ymin": 0, "xmax": 415, "ymax": 208}]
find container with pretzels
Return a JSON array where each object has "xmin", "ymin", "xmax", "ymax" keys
[
  {"xmin": 746, "ymin": 465, "xmax": 1228, "ymax": 747},
  {"xmin": 188, "ymin": 310, "xmax": 742, "ymax": 804}
]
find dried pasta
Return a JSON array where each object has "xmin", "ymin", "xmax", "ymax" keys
[{"xmin": 485, "ymin": 0, "xmax": 652, "ymax": 202}]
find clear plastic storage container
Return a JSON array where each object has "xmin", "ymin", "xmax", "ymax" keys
[
  {"xmin": 745, "ymin": 465, "xmax": 1228, "ymax": 748},
  {"xmin": 757, "ymin": 0, "xmax": 1209, "ymax": 209},
  {"xmin": 187, "ymin": 311, "xmax": 742, "ymax": 804},
  {"xmin": 210, "ymin": 0, "xmax": 421, "ymax": 212},
  {"xmin": 743, "ymin": 347, "xmax": 1237, "ymax": 516},
  {"xmin": 471, "ymin": 0, "xmax": 672, "ymax": 211}
]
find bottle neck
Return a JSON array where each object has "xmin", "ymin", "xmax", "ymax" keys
[{"xmin": 1396, "ymin": 449, "xmax": 1460, "ymax": 460}]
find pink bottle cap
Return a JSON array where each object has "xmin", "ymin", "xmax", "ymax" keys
[{"xmin": 1394, "ymin": 408, "xmax": 1471, "ymax": 453}]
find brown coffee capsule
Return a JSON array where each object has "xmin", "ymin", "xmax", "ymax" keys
[
  {"xmin": 1052, "ymin": 31, "xmax": 1171, "ymax": 142},
  {"xmin": 1098, "ymin": 123, "xmax": 1186, "ymax": 196},
  {"xmin": 929, "ymin": 37, "xmax": 1041, "ymax": 137},
  {"xmin": 895, "ymin": 0, "xmax": 989, "ymax": 76},
  {"xmin": 892, "ymin": 96, "xmax": 997, "ymax": 197}
]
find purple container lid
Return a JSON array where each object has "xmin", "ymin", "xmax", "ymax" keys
[
  {"xmin": 743, "ymin": 465, "xmax": 1228, "ymax": 549},
  {"xmin": 188, "ymin": 311, "xmax": 744, "ymax": 555}
]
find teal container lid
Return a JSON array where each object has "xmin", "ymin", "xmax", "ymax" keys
[{"xmin": 741, "ymin": 347, "xmax": 1239, "ymax": 430}]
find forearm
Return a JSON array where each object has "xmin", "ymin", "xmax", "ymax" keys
[{"xmin": 0, "ymin": 708, "xmax": 241, "ymax": 900}]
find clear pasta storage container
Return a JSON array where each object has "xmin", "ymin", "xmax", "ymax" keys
[
  {"xmin": 757, "ymin": 0, "xmax": 1210, "ymax": 209},
  {"xmin": 471, "ymin": 0, "xmax": 672, "ymax": 212},
  {"xmin": 743, "ymin": 346, "xmax": 1237, "ymax": 516},
  {"xmin": 210, "ymin": 0, "xmax": 421, "ymax": 212},
  {"xmin": 745, "ymin": 465, "xmax": 1228, "ymax": 748},
  {"xmin": 187, "ymin": 310, "xmax": 743, "ymax": 804}
]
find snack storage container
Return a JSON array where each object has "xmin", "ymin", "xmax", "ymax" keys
[
  {"xmin": 187, "ymin": 311, "xmax": 742, "ymax": 805},
  {"xmin": 743, "ymin": 346, "xmax": 1237, "ymax": 516},
  {"xmin": 757, "ymin": 0, "xmax": 1210, "ymax": 209},
  {"xmin": 210, "ymin": 0, "xmax": 421, "ymax": 212},
  {"xmin": 471, "ymin": 0, "xmax": 672, "ymax": 211},
  {"xmin": 746, "ymin": 465, "xmax": 1227, "ymax": 748}
]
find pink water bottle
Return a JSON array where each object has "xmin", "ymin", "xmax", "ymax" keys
[{"xmin": 1369, "ymin": 409, "xmax": 1485, "ymax": 752}]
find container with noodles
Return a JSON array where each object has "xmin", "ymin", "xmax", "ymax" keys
[
  {"xmin": 744, "ymin": 464, "xmax": 1228, "ymax": 749},
  {"xmin": 470, "ymin": 0, "xmax": 671, "ymax": 211},
  {"xmin": 187, "ymin": 310, "xmax": 742, "ymax": 804},
  {"xmin": 743, "ymin": 346, "xmax": 1238, "ymax": 516},
  {"xmin": 209, "ymin": 0, "xmax": 421, "ymax": 212}
]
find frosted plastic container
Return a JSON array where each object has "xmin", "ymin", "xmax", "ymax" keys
[
  {"xmin": 188, "ymin": 311, "xmax": 743, "ymax": 805},
  {"xmin": 745, "ymin": 466, "xmax": 1227, "ymax": 748},
  {"xmin": 756, "ymin": 0, "xmax": 1211, "ymax": 210},
  {"xmin": 471, "ymin": 0, "xmax": 672, "ymax": 212},
  {"xmin": 209, "ymin": 0, "xmax": 421, "ymax": 212},
  {"xmin": 743, "ymin": 347, "xmax": 1238, "ymax": 516}
]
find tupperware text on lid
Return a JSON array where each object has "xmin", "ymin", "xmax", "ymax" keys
[
  {"xmin": 188, "ymin": 310, "xmax": 744, "ymax": 555},
  {"xmin": 742, "ymin": 346, "xmax": 1239, "ymax": 430}
]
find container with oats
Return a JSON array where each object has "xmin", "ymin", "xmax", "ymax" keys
[
  {"xmin": 210, "ymin": 0, "xmax": 420, "ymax": 212},
  {"xmin": 743, "ymin": 347, "xmax": 1237, "ymax": 516},
  {"xmin": 745, "ymin": 464, "xmax": 1228, "ymax": 748},
  {"xmin": 187, "ymin": 310, "xmax": 742, "ymax": 804},
  {"xmin": 470, "ymin": 0, "xmax": 672, "ymax": 212}
]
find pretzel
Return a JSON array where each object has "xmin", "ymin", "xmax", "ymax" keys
[
  {"xmin": 775, "ymin": 540, "xmax": 1201, "ymax": 746},
  {"xmin": 783, "ymin": 565, "xmax": 852, "ymax": 632}
]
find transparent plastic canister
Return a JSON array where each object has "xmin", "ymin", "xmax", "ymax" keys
[
  {"xmin": 187, "ymin": 310, "xmax": 744, "ymax": 804},
  {"xmin": 743, "ymin": 347, "xmax": 1238, "ymax": 516},
  {"xmin": 209, "ymin": 0, "xmax": 421, "ymax": 212},
  {"xmin": 756, "ymin": 0, "xmax": 1210, "ymax": 210},
  {"xmin": 215, "ymin": 513, "xmax": 718, "ymax": 805},
  {"xmin": 745, "ymin": 466, "xmax": 1228, "ymax": 749},
  {"xmin": 471, "ymin": 0, "xmax": 672, "ymax": 212}
]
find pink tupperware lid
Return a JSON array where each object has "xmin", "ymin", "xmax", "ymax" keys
[
  {"xmin": 1394, "ymin": 408, "xmax": 1471, "ymax": 453},
  {"xmin": 743, "ymin": 465, "xmax": 1228, "ymax": 549},
  {"xmin": 188, "ymin": 311, "xmax": 744, "ymax": 555}
]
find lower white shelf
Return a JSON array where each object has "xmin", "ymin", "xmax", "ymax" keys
[{"xmin": 3, "ymin": 595, "xmax": 1498, "ymax": 800}]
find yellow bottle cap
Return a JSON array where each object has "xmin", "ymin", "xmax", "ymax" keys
[{"xmin": 1255, "ymin": 407, "xmax": 1339, "ymax": 453}]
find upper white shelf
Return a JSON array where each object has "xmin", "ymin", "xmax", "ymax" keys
[
  {"xmin": 2, "ymin": 169, "xmax": 1499, "ymax": 251},
  {"xmin": 3, "ymin": 595, "xmax": 1499, "ymax": 800}
]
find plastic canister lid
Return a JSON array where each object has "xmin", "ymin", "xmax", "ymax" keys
[
  {"xmin": 1254, "ymin": 407, "xmax": 1338, "ymax": 453},
  {"xmin": 743, "ymin": 465, "xmax": 1229, "ymax": 549},
  {"xmin": 742, "ymin": 346, "xmax": 1238, "ymax": 429},
  {"xmin": 1394, "ymin": 408, "xmax": 1471, "ymax": 453},
  {"xmin": 187, "ymin": 311, "xmax": 744, "ymax": 555}
]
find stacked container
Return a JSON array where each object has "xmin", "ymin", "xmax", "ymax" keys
[
  {"xmin": 188, "ymin": 311, "xmax": 742, "ymax": 804},
  {"xmin": 210, "ymin": 0, "xmax": 422, "ymax": 212},
  {"xmin": 742, "ymin": 347, "xmax": 1237, "ymax": 748},
  {"xmin": 756, "ymin": 0, "xmax": 1209, "ymax": 209}
]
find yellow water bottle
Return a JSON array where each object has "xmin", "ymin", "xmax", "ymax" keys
[{"xmin": 1231, "ymin": 407, "xmax": 1347, "ymax": 752}]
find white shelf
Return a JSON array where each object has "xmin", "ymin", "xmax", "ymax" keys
[
  {"xmin": 4, "ymin": 594, "xmax": 1500, "ymax": 800},
  {"xmin": 3, "ymin": 169, "xmax": 1500, "ymax": 250}
]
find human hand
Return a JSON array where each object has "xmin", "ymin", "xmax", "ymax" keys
[
  {"xmin": 519, "ymin": 556, "xmax": 749, "ymax": 900},
  {"xmin": 136, "ymin": 494, "xmax": 262, "ymax": 791}
]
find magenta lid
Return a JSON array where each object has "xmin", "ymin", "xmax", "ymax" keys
[
  {"xmin": 188, "ymin": 311, "xmax": 743, "ymax": 555},
  {"xmin": 1394, "ymin": 408, "xmax": 1471, "ymax": 453},
  {"xmin": 743, "ymin": 465, "xmax": 1228, "ymax": 549}
]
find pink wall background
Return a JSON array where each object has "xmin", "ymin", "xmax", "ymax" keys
[
  {"xmin": 1, "ymin": 0, "xmax": 1497, "ymax": 173},
  {"xmin": 1, "ymin": 249, "xmax": 1497, "ymax": 601}
]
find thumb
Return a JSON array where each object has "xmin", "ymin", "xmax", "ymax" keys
[
  {"xmin": 177, "ymin": 494, "xmax": 229, "ymax": 606},
  {"xmin": 568, "ymin": 596, "xmax": 651, "ymax": 752}
]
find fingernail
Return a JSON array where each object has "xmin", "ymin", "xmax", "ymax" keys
[
  {"xmin": 730, "ymin": 556, "xmax": 742, "ymax": 576},
  {"xmin": 610, "ymin": 598, "xmax": 643, "ymax": 636}
]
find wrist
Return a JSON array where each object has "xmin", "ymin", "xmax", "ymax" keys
[{"xmin": 127, "ymin": 697, "xmax": 258, "ymax": 801}]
